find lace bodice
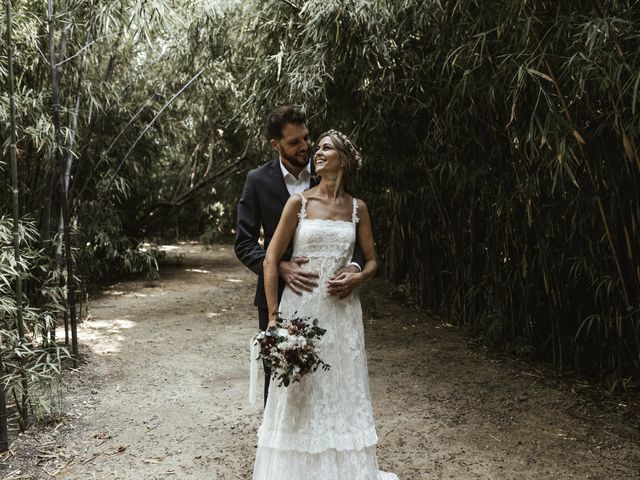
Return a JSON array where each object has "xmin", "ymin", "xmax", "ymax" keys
[{"xmin": 291, "ymin": 194, "xmax": 359, "ymax": 285}]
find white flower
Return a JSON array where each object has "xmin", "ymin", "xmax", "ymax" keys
[{"xmin": 278, "ymin": 340, "xmax": 295, "ymax": 351}]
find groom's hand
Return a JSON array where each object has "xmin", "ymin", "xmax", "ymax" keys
[
  {"xmin": 278, "ymin": 257, "xmax": 319, "ymax": 295},
  {"xmin": 327, "ymin": 265, "xmax": 362, "ymax": 299}
]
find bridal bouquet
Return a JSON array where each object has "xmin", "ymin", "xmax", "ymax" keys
[{"xmin": 253, "ymin": 315, "xmax": 330, "ymax": 388}]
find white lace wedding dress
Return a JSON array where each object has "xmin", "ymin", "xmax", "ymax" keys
[{"xmin": 253, "ymin": 194, "xmax": 398, "ymax": 480}]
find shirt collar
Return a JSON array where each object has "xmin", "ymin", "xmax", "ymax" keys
[{"xmin": 279, "ymin": 158, "xmax": 311, "ymax": 181}]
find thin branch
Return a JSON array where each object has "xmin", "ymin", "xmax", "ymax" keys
[
  {"xmin": 160, "ymin": 142, "xmax": 249, "ymax": 208},
  {"xmin": 75, "ymin": 99, "xmax": 154, "ymax": 202},
  {"xmin": 100, "ymin": 67, "xmax": 207, "ymax": 198},
  {"xmin": 55, "ymin": 37, "xmax": 101, "ymax": 67},
  {"xmin": 279, "ymin": 0, "xmax": 301, "ymax": 11},
  {"xmin": 135, "ymin": 155, "xmax": 248, "ymax": 228},
  {"xmin": 160, "ymin": 160, "xmax": 245, "ymax": 207}
]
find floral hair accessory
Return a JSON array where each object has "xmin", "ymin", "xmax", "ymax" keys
[{"xmin": 324, "ymin": 129, "xmax": 363, "ymax": 169}]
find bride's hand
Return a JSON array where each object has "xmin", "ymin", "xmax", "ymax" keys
[
  {"xmin": 327, "ymin": 266, "xmax": 363, "ymax": 299},
  {"xmin": 267, "ymin": 310, "xmax": 279, "ymax": 328},
  {"xmin": 278, "ymin": 257, "xmax": 319, "ymax": 295}
]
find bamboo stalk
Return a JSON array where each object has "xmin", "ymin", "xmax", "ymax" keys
[
  {"xmin": 47, "ymin": 0, "xmax": 78, "ymax": 362},
  {"xmin": 0, "ymin": 359, "xmax": 7, "ymax": 451},
  {"xmin": 51, "ymin": 29, "xmax": 90, "ymax": 346},
  {"xmin": 532, "ymin": 28, "xmax": 633, "ymax": 308},
  {"xmin": 5, "ymin": 0, "xmax": 30, "ymax": 433}
]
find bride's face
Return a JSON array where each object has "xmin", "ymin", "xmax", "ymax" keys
[{"xmin": 313, "ymin": 136, "xmax": 342, "ymax": 175}]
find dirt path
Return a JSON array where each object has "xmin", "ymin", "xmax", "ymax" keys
[{"xmin": 1, "ymin": 244, "xmax": 639, "ymax": 479}]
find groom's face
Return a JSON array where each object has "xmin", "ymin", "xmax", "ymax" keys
[{"xmin": 272, "ymin": 122, "xmax": 311, "ymax": 171}]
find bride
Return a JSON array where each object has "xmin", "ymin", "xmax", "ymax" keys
[{"xmin": 253, "ymin": 129, "xmax": 398, "ymax": 479}]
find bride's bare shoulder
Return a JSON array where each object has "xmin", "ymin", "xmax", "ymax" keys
[
  {"xmin": 354, "ymin": 198, "xmax": 370, "ymax": 220},
  {"xmin": 284, "ymin": 194, "xmax": 304, "ymax": 207},
  {"xmin": 353, "ymin": 197, "xmax": 368, "ymax": 210}
]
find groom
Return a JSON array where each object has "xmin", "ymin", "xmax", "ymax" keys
[{"xmin": 234, "ymin": 105, "xmax": 363, "ymax": 404}]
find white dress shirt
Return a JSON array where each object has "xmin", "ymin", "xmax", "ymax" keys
[{"xmin": 280, "ymin": 159, "xmax": 312, "ymax": 196}]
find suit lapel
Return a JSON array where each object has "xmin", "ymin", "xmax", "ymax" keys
[{"xmin": 269, "ymin": 159, "xmax": 291, "ymax": 206}]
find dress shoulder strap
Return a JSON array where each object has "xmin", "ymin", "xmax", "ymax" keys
[
  {"xmin": 352, "ymin": 197, "xmax": 360, "ymax": 224},
  {"xmin": 298, "ymin": 193, "xmax": 308, "ymax": 220}
]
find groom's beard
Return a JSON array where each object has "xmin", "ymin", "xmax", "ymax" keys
[{"xmin": 280, "ymin": 149, "xmax": 309, "ymax": 169}]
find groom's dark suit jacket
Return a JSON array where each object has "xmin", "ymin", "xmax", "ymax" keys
[{"xmin": 234, "ymin": 157, "xmax": 363, "ymax": 311}]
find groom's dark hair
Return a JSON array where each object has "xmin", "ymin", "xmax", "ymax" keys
[{"xmin": 267, "ymin": 105, "xmax": 307, "ymax": 140}]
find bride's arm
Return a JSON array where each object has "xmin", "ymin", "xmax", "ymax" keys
[
  {"xmin": 326, "ymin": 199, "xmax": 377, "ymax": 296},
  {"xmin": 263, "ymin": 196, "xmax": 302, "ymax": 327},
  {"xmin": 354, "ymin": 200, "xmax": 377, "ymax": 281}
]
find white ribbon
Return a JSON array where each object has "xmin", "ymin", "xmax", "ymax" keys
[{"xmin": 248, "ymin": 336, "xmax": 260, "ymax": 406}]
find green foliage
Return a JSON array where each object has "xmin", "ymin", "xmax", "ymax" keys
[
  {"xmin": 2, "ymin": 0, "xmax": 639, "ymax": 399},
  {"xmin": 74, "ymin": 199, "xmax": 160, "ymax": 287},
  {"xmin": 219, "ymin": 0, "xmax": 640, "ymax": 382},
  {"xmin": 0, "ymin": 217, "xmax": 69, "ymax": 420}
]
